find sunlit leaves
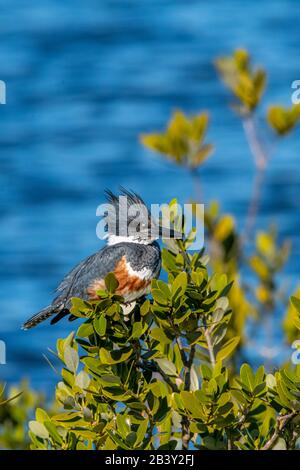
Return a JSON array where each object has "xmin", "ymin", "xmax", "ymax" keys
[
  {"xmin": 75, "ymin": 370, "xmax": 90, "ymax": 390},
  {"xmin": 290, "ymin": 296, "xmax": 300, "ymax": 315},
  {"xmin": 28, "ymin": 421, "xmax": 49, "ymax": 440},
  {"xmin": 156, "ymin": 358, "xmax": 177, "ymax": 377},
  {"xmin": 105, "ymin": 272, "xmax": 119, "ymax": 293},
  {"xmin": 63, "ymin": 345, "xmax": 79, "ymax": 374},
  {"xmin": 93, "ymin": 315, "xmax": 107, "ymax": 337},
  {"xmin": 141, "ymin": 110, "xmax": 213, "ymax": 169},
  {"xmin": 216, "ymin": 336, "xmax": 240, "ymax": 362},
  {"xmin": 271, "ymin": 369, "xmax": 300, "ymax": 411},
  {"xmin": 283, "ymin": 290, "xmax": 300, "ymax": 342},
  {"xmin": 99, "ymin": 347, "xmax": 133, "ymax": 365},
  {"xmin": 249, "ymin": 228, "xmax": 291, "ymax": 308},
  {"xmin": 215, "ymin": 49, "xmax": 266, "ymax": 115},
  {"xmin": 267, "ymin": 104, "xmax": 300, "ymax": 136},
  {"xmin": 213, "ymin": 214, "xmax": 235, "ymax": 242}
]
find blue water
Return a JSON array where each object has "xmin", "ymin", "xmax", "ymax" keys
[{"xmin": 1, "ymin": 0, "xmax": 300, "ymax": 393}]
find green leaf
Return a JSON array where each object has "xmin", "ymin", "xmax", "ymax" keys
[
  {"xmin": 105, "ymin": 272, "xmax": 119, "ymax": 293},
  {"xmin": 158, "ymin": 440, "xmax": 177, "ymax": 450},
  {"xmin": 116, "ymin": 415, "xmax": 131, "ymax": 438},
  {"xmin": 131, "ymin": 321, "xmax": 143, "ymax": 340},
  {"xmin": 140, "ymin": 134, "xmax": 170, "ymax": 156},
  {"xmin": 44, "ymin": 421, "xmax": 63, "ymax": 445},
  {"xmin": 254, "ymin": 365, "xmax": 265, "ymax": 386},
  {"xmin": 267, "ymin": 104, "xmax": 300, "ymax": 136},
  {"xmin": 36, "ymin": 408, "xmax": 50, "ymax": 423},
  {"xmin": 219, "ymin": 280, "xmax": 234, "ymax": 298},
  {"xmin": 70, "ymin": 297, "xmax": 91, "ymax": 317},
  {"xmin": 272, "ymin": 437, "xmax": 287, "ymax": 450},
  {"xmin": 257, "ymin": 232, "xmax": 275, "ymax": 257},
  {"xmin": 171, "ymin": 272, "xmax": 187, "ymax": 300},
  {"xmin": 190, "ymin": 365, "xmax": 199, "ymax": 392},
  {"xmin": 240, "ymin": 363, "xmax": 255, "ymax": 392},
  {"xmin": 276, "ymin": 376, "xmax": 295, "ymax": 408},
  {"xmin": 180, "ymin": 391, "xmax": 204, "ymax": 419},
  {"xmin": 291, "ymin": 296, "xmax": 300, "ymax": 314},
  {"xmin": 266, "ymin": 373, "xmax": 277, "ymax": 389},
  {"xmin": 151, "ymin": 289, "xmax": 169, "ymax": 305},
  {"xmin": 93, "ymin": 315, "xmax": 107, "ymax": 336},
  {"xmin": 153, "ymin": 280, "xmax": 171, "ymax": 298},
  {"xmin": 216, "ymin": 336, "xmax": 240, "ymax": 362},
  {"xmin": 77, "ymin": 322, "xmax": 94, "ymax": 338},
  {"xmin": 107, "ymin": 430, "xmax": 132, "ymax": 450},
  {"xmin": 29, "ymin": 421, "xmax": 49, "ymax": 439},
  {"xmin": 100, "ymin": 347, "xmax": 133, "ymax": 365},
  {"xmin": 51, "ymin": 412, "xmax": 84, "ymax": 423},
  {"xmin": 64, "ymin": 345, "xmax": 79, "ymax": 374},
  {"xmin": 83, "ymin": 407, "xmax": 93, "ymax": 422},
  {"xmin": 127, "ymin": 402, "xmax": 146, "ymax": 411},
  {"xmin": 0, "ymin": 390, "xmax": 23, "ymax": 407},
  {"xmin": 150, "ymin": 327, "xmax": 173, "ymax": 345},
  {"xmin": 75, "ymin": 370, "xmax": 90, "ymax": 389},
  {"xmin": 140, "ymin": 299, "xmax": 150, "ymax": 316},
  {"xmin": 253, "ymin": 382, "xmax": 266, "ymax": 397},
  {"xmin": 100, "ymin": 374, "xmax": 121, "ymax": 385},
  {"xmin": 156, "ymin": 358, "xmax": 177, "ymax": 377}
]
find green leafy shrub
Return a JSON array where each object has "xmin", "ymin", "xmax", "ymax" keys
[
  {"xmin": 27, "ymin": 232, "xmax": 300, "ymax": 450},
  {"xmin": 215, "ymin": 48, "xmax": 266, "ymax": 116},
  {"xmin": 0, "ymin": 381, "xmax": 46, "ymax": 449}
]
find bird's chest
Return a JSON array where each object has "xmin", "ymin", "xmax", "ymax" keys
[
  {"xmin": 87, "ymin": 248, "xmax": 161, "ymax": 302},
  {"xmin": 114, "ymin": 255, "xmax": 159, "ymax": 301}
]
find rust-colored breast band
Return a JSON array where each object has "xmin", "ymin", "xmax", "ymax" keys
[{"xmin": 87, "ymin": 256, "xmax": 151, "ymax": 300}]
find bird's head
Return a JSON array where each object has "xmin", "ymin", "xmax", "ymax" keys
[{"xmin": 103, "ymin": 188, "xmax": 182, "ymax": 246}]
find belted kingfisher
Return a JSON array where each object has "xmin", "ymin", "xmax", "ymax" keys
[{"xmin": 22, "ymin": 189, "xmax": 180, "ymax": 329}]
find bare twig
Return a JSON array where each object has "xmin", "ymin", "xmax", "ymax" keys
[
  {"xmin": 243, "ymin": 116, "xmax": 268, "ymax": 170},
  {"xmin": 176, "ymin": 337, "xmax": 188, "ymax": 367},
  {"xmin": 144, "ymin": 361, "xmax": 179, "ymax": 394},
  {"xmin": 242, "ymin": 116, "xmax": 269, "ymax": 241},
  {"xmin": 184, "ymin": 344, "xmax": 196, "ymax": 391},
  {"xmin": 243, "ymin": 164, "xmax": 266, "ymax": 240},
  {"xmin": 261, "ymin": 411, "xmax": 298, "ymax": 450},
  {"xmin": 181, "ymin": 343, "xmax": 196, "ymax": 450},
  {"xmin": 204, "ymin": 327, "xmax": 216, "ymax": 367}
]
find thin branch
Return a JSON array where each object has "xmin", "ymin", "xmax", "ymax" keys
[
  {"xmin": 243, "ymin": 164, "xmax": 266, "ymax": 241},
  {"xmin": 176, "ymin": 337, "xmax": 188, "ymax": 367},
  {"xmin": 181, "ymin": 418, "xmax": 190, "ymax": 450},
  {"xmin": 184, "ymin": 344, "xmax": 196, "ymax": 391},
  {"xmin": 181, "ymin": 343, "xmax": 196, "ymax": 451},
  {"xmin": 243, "ymin": 116, "xmax": 268, "ymax": 170},
  {"xmin": 204, "ymin": 327, "xmax": 216, "ymax": 368},
  {"xmin": 242, "ymin": 116, "xmax": 270, "ymax": 241},
  {"xmin": 261, "ymin": 411, "xmax": 298, "ymax": 450},
  {"xmin": 143, "ymin": 361, "xmax": 179, "ymax": 394}
]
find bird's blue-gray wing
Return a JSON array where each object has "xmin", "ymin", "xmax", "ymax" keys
[
  {"xmin": 22, "ymin": 246, "xmax": 126, "ymax": 330},
  {"xmin": 54, "ymin": 244, "xmax": 127, "ymax": 306}
]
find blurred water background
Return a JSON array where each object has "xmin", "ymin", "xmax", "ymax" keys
[{"xmin": 0, "ymin": 0, "xmax": 300, "ymax": 393}]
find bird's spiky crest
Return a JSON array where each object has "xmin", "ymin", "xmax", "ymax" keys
[
  {"xmin": 103, "ymin": 188, "xmax": 153, "ymax": 243},
  {"xmin": 104, "ymin": 188, "xmax": 147, "ymax": 212}
]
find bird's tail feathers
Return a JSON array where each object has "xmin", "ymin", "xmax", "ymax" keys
[{"xmin": 22, "ymin": 304, "xmax": 62, "ymax": 330}]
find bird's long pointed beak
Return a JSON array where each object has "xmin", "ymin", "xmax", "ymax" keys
[{"xmin": 159, "ymin": 225, "xmax": 183, "ymax": 239}]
